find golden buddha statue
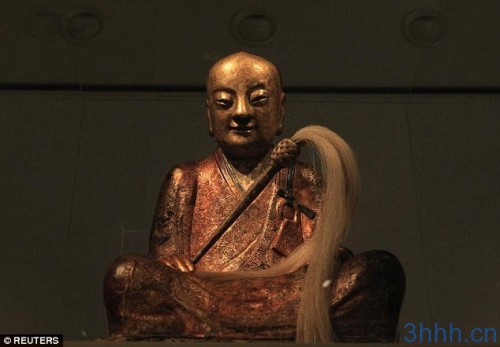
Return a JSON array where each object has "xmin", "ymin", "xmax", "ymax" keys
[{"xmin": 103, "ymin": 52, "xmax": 405, "ymax": 343}]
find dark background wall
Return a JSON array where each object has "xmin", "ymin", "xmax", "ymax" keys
[{"xmin": 1, "ymin": 0, "xmax": 499, "ymax": 340}]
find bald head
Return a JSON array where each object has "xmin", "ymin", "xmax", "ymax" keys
[
  {"xmin": 207, "ymin": 52, "xmax": 282, "ymax": 95},
  {"xmin": 205, "ymin": 52, "xmax": 286, "ymax": 159}
]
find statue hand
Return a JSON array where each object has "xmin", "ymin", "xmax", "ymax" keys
[{"xmin": 159, "ymin": 254, "xmax": 195, "ymax": 272}]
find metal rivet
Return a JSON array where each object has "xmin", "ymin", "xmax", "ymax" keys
[
  {"xmin": 63, "ymin": 10, "xmax": 103, "ymax": 41},
  {"xmin": 402, "ymin": 8, "xmax": 447, "ymax": 47},
  {"xmin": 231, "ymin": 9, "xmax": 277, "ymax": 45}
]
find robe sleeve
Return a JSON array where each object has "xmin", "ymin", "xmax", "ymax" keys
[{"xmin": 149, "ymin": 164, "xmax": 197, "ymax": 260}]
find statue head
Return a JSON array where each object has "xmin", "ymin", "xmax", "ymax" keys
[{"xmin": 206, "ymin": 52, "xmax": 286, "ymax": 159}]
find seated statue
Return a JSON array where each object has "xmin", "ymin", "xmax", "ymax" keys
[{"xmin": 103, "ymin": 52, "xmax": 405, "ymax": 343}]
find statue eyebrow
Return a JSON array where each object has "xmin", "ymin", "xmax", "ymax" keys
[
  {"xmin": 248, "ymin": 83, "xmax": 268, "ymax": 92},
  {"xmin": 211, "ymin": 87, "xmax": 235, "ymax": 95},
  {"xmin": 210, "ymin": 83, "xmax": 268, "ymax": 96}
]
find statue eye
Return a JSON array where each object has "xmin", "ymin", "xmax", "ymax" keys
[
  {"xmin": 250, "ymin": 95, "xmax": 268, "ymax": 106},
  {"xmin": 215, "ymin": 98, "xmax": 232, "ymax": 108}
]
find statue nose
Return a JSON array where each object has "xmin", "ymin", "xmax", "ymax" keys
[{"xmin": 234, "ymin": 97, "xmax": 251, "ymax": 117}]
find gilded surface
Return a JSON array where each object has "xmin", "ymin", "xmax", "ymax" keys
[
  {"xmin": 103, "ymin": 52, "xmax": 405, "ymax": 342},
  {"xmin": 151, "ymin": 149, "xmax": 320, "ymax": 272},
  {"xmin": 104, "ymin": 249, "xmax": 404, "ymax": 341}
]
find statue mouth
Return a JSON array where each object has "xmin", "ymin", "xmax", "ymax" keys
[{"xmin": 230, "ymin": 126, "xmax": 256, "ymax": 133}]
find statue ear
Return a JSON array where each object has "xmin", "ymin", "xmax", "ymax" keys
[
  {"xmin": 206, "ymin": 100, "xmax": 214, "ymax": 137},
  {"xmin": 276, "ymin": 93, "xmax": 286, "ymax": 135}
]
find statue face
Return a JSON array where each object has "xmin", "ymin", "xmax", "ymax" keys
[{"xmin": 206, "ymin": 53, "xmax": 285, "ymax": 158}]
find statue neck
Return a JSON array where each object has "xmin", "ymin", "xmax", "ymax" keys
[{"xmin": 219, "ymin": 148, "xmax": 272, "ymax": 191}]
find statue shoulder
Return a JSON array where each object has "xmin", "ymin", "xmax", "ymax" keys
[
  {"xmin": 165, "ymin": 162, "xmax": 197, "ymax": 182},
  {"xmin": 163, "ymin": 154, "xmax": 216, "ymax": 185}
]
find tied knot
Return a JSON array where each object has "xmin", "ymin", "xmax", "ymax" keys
[{"xmin": 271, "ymin": 138, "xmax": 299, "ymax": 168}]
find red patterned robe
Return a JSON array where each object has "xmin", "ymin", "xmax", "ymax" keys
[{"xmin": 104, "ymin": 149, "xmax": 405, "ymax": 342}]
